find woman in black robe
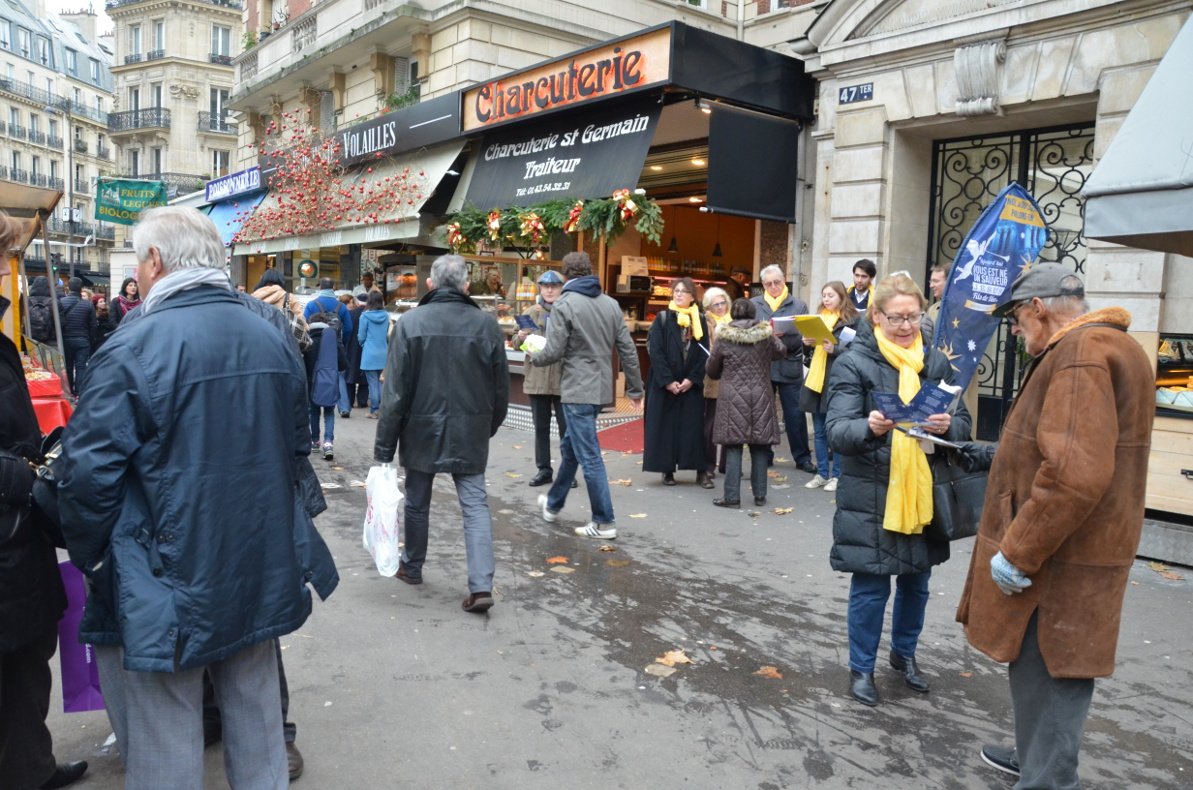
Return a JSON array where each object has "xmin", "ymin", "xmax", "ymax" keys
[{"xmin": 642, "ymin": 277, "xmax": 710, "ymax": 486}]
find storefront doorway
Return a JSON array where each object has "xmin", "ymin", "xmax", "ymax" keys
[{"xmin": 926, "ymin": 122, "xmax": 1096, "ymax": 439}]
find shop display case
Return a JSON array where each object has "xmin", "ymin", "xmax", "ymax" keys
[{"xmin": 1150, "ymin": 334, "xmax": 1193, "ymax": 518}]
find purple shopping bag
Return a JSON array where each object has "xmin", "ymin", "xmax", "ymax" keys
[{"xmin": 57, "ymin": 561, "xmax": 105, "ymax": 713}]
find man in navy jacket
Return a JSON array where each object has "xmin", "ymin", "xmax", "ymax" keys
[{"xmin": 57, "ymin": 207, "xmax": 335, "ymax": 789}]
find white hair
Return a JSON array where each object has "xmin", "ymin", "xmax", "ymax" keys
[
  {"xmin": 132, "ymin": 207, "xmax": 226, "ymax": 273},
  {"xmin": 702, "ymin": 286, "xmax": 729, "ymax": 309},
  {"xmin": 760, "ymin": 264, "xmax": 786, "ymax": 282},
  {"xmin": 430, "ymin": 254, "xmax": 469, "ymax": 291}
]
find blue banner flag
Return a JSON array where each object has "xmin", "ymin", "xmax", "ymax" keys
[{"xmin": 934, "ymin": 183, "xmax": 1048, "ymax": 390}]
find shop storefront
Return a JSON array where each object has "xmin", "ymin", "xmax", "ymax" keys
[
  {"xmin": 798, "ymin": 0, "xmax": 1193, "ymax": 556},
  {"xmin": 448, "ymin": 22, "xmax": 816, "ymax": 398}
]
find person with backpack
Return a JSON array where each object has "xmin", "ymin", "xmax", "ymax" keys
[
  {"xmin": 304, "ymin": 309, "xmax": 346, "ymax": 460},
  {"xmin": 301, "ymin": 277, "xmax": 353, "ymax": 347},
  {"xmin": 355, "ymin": 290, "xmax": 389, "ymax": 418},
  {"xmin": 57, "ymin": 278, "xmax": 97, "ymax": 396},
  {"xmin": 26, "ymin": 276, "xmax": 57, "ymax": 345}
]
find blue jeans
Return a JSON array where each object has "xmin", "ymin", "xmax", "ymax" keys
[
  {"xmin": 546, "ymin": 403, "xmax": 615, "ymax": 525},
  {"xmin": 402, "ymin": 469, "xmax": 495, "ymax": 593},
  {"xmin": 63, "ymin": 335, "xmax": 92, "ymax": 395},
  {"xmin": 363, "ymin": 370, "xmax": 382, "ymax": 413},
  {"xmin": 811, "ymin": 412, "xmax": 840, "ymax": 478},
  {"xmin": 774, "ymin": 381, "xmax": 812, "ymax": 466},
  {"xmin": 309, "ymin": 405, "xmax": 334, "ymax": 444},
  {"xmin": 847, "ymin": 571, "xmax": 931, "ymax": 673},
  {"xmin": 336, "ymin": 372, "xmax": 350, "ymax": 413}
]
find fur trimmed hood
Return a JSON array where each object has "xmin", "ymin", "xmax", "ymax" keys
[{"xmin": 715, "ymin": 319, "xmax": 774, "ymax": 345}]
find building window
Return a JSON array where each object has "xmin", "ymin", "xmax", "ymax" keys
[
  {"xmin": 129, "ymin": 87, "xmax": 140, "ymax": 112},
  {"xmin": 36, "ymin": 36, "xmax": 49, "ymax": 66},
  {"xmin": 28, "ymin": 114, "xmax": 38, "ymax": 133},
  {"xmin": 151, "ymin": 83, "xmax": 163, "ymax": 108},
  {"xmin": 44, "ymin": 77, "xmax": 52, "ymax": 95},
  {"xmin": 210, "ymin": 87, "xmax": 228, "ymax": 117},
  {"xmin": 31, "ymin": 155, "xmax": 40, "ymax": 177},
  {"xmin": 72, "ymin": 86, "xmax": 82, "ymax": 105},
  {"xmin": 211, "ymin": 25, "xmax": 231, "ymax": 56},
  {"xmin": 65, "ymin": 48, "xmax": 77, "ymax": 74},
  {"xmin": 95, "ymin": 96, "xmax": 103, "ymax": 114},
  {"xmin": 153, "ymin": 20, "xmax": 165, "ymax": 51},
  {"xmin": 50, "ymin": 159, "xmax": 58, "ymax": 179},
  {"xmin": 89, "ymin": 58, "xmax": 99, "ymax": 81},
  {"xmin": 16, "ymin": 28, "xmax": 29, "ymax": 59},
  {"xmin": 1, "ymin": 23, "xmax": 12, "ymax": 50},
  {"xmin": 73, "ymin": 124, "xmax": 82, "ymax": 141},
  {"xmin": 8, "ymin": 107, "xmax": 18, "ymax": 127},
  {"xmin": 5, "ymin": 63, "xmax": 13, "ymax": 80},
  {"xmin": 74, "ymin": 163, "xmax": 84, "ymax": 183},
  {"xmin": 129, "ymin": 149, "xmax": 139, "ymax": 177},
  {"xmin": 49, "ymin": 118, "xmax": 58, "ymax": 138},
  {"xmin": 129, "ymin": 24, "xmax": 141, "ymax": 55},
  {"xmin": 212, "ymin": 150, "xmax": 230, "ymax": 178},
  {"xmin": 10, "ymin": 151, "xmax": 18, "ymax": 172},
  {"xmin": 151, "ymin": 147, "xmax": 162, "ymax": 175}
]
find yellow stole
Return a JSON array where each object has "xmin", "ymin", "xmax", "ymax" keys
[
  {"xmin": 667, "ymin": 300, "xmax": 704, "ymax": 341},
  {"xmin": 764, "ymin": 285, "xmax": 789, "ymax": 314},
  {"xmin": 804, "ymin": 310, "xmax": 840, "ymax": 394},
  {"xmin": 874, "ymin": 330, "xmax": 933, "ymax": 534}
]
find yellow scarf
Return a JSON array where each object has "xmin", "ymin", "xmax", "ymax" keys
[
  {"xmin": 804, "ymin": 310, "xmax": 840, "ymax": 394},
  {"xmin": 667, "ymin": 300, "xmax": 704, "ymax": 341},
  {"xmin": 708, "ymin": 310, "xmax": 732, "ymax": 328},
  {"xmin": 764, "ymin": 285, "xmax": 789, "ymax": 314},
  {"xmin": 874, "ymin": 330, "xmax": 933, "ymax": 535}
]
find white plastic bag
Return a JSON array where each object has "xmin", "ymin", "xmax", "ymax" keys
[{"xmin": 363, "ymin": 464, "xmax": 403, "ymax": 577}]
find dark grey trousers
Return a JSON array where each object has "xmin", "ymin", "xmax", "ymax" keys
[
  {"xmin": 722, "ymin": 444, "xmax": 769, "ymax": 502},
  {"xmin": 1010, "ymin": 611, "xmax": 1095, "ymax": 790}
]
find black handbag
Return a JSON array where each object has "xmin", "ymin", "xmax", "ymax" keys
[
  {"xmin": 30, "ymin": 427, "xmax": 66, "ymax": 548},
  {"xmin": 926, "ymin": 452, "xmax": 987, "ymax": 541}
]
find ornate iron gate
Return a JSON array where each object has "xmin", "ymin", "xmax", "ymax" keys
[{"xmin": 927, "ymin": 123, "xmax": 1095, "ymax": 439}]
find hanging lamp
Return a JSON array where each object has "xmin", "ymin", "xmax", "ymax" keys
[{"xmin": 666, "ymin": 204, "xmax": 679, "ymax": 253}]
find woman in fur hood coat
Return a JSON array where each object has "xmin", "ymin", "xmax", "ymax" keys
[{"xmin": 705, "ymin": 298, "xmax": 786, "ymax": 507}]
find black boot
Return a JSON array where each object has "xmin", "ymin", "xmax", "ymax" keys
[
  {"xmin": 40, "ymin": 761, "xmax": 88, "ymax": 789},
  {"xmin": 662, "ymin": 472, "xmax": 676, "ymax": 486},
  {"xmin": 849, "ymin": 670, "xmax": 879, "ymax": 706},
  {"xmin": 889, "ymin": 651, "xmax": 930, "ymax": 693},
  {"xmin": 696, "ymin": 472, "xmax": 714, "ymax": 489},
  {"xmin": 528, "ymin": 469, "xmax": 553, "ymax": 487}
]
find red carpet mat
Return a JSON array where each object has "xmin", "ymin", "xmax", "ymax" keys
[{"xmin": 597, "ymin": 418, "xmax": 644, "ymax": 454}]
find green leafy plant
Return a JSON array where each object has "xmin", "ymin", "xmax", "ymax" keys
[
  {"xmin": 242, "ymin": 30, "xmax": 257, "ymax": 49},
  {"xmin": 383, "ymin": 86, "xmax": 421, "ymax": 112}
]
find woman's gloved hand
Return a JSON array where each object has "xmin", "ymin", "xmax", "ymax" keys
[{"xmin": 952, "ymin": 441, "xmax": 997, "ymax": 473}]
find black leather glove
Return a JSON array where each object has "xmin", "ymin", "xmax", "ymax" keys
[{"xmin": 951, "ymin": 441, "xmax": 998, "ymax": 473}]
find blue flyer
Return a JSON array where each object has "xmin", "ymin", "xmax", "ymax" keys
[{"xmin": 871, "ymin": 381, "xmax": 961, "ymax": 425}]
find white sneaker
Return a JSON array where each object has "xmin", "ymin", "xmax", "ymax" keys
[
  {"xmin": 805, "ymin": 474, "xmax": 828, "ymax": 489},
  {"xmin": 322, "ymin": 441, "xmax": 333, "ymax": 460},
  {"xmin": 575, "ymin": 522, "xmax": 617, "ymax": 540},
  {"xmin": 823, "ymin": 477, "xmax": 838, "ymax": 492},
  {"xmin": 538, "ymin": 494, "xmax": 558, "ymax": 523}
]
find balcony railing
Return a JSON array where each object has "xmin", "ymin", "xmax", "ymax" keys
[
  {"xmin": 146, "ymin": 49, "xmax": 165, "ymax": 61},
  {"xmin": 108, "ymin": 107, "xmax": 171, "ymax": 132},
  {"xmin": 48, "ymin": 217, "xmax": 98, "ymax": 237},
  {"xmin": 198, "ymin": 111, "xmax": 235, "ymax": 134},
  {"xmin": 11, "ymin": 168, "xmax": 28, "ymax": 183},
  {"xmin": 49, "ymin": 176, "xmax": 64, "ymax": 191},
  {"xmin": 0, "ymin": 85, "xmax": 108, "ymax": 126},
  {"xmin": 96, "ymin": 144, "xmax": 112, "ymax": 159},
  {"xmin": 292, "ymin": 16, "xmax": 317, "ymax": 52},
  {"xmin": 128, "ymin": 171, "xmax": 206, "ymax": 196},
  {"xmin": 49, "ymin": 136, "xmax": 64, "ymax": 149},
  {"xmin": 9, "ymin": 125, "xmax": 26, "ymax": 140},
  {"xmin": 31, "ymin": 173, "xmax": 47, "ymax": 187},
  {"xmin": 210, "ymin": 52, "xmax": 232, "ymax": 65},
  {"xmin": 239, "ymin": 52, "xmax": 257, "ymax": 82},
  {"xmin": 73, "ymin": 139, "xmax": 87, "ymax": 153},
  {"xmin": 106, "ymin": 0, "xmax": 241, "ymax": 9},
  {"xmin": 97, "ymin": 224, "xmax": 116, "ymax": 241},
  {"xmin": 74, "ymin": 179, "xmax": 89, "ymax": 194},
  {"xmin": 29, "ymin": 130, "xmax": 46, "ymax": 145},
  {"xmin": 124, "ymin": 53, "xmax": 142, "ymax": 64}
]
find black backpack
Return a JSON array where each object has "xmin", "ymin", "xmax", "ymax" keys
[
  {"xmin": 306, "ymin": 297, "xmax": 342, "ymax": 342},
  {"xmin": 28, "ymin": 297, "xmax": 56, "ymax": 343}
]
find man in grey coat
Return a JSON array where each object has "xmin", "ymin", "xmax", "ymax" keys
[{"xmin": 528, "ymin": 251, "xmax": 644, "ymax": 540}]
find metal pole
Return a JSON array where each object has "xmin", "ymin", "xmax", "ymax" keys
[{"xmin": 66, "ymin": 99, "xmax": 76, "ymax": 281}]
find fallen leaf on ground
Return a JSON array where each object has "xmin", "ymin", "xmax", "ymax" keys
[
  {"xmin": 527, "ymin": 571, "xmax": 545, "ymax": 578},
  {"xmin": 546, "ymin": 556, "xmax": 569, "ymax": 564},
  {"xmin": 1130, "ymin": 580, "xmax": 1140, "ymax": 586},
  {"xmin": 598, "ymin": 545, "xmax": 617, "ymax": 552},
  {"xmin": 331, "ymin": 466, "xmax": 344, "ymax": 471},
  {"xmin": 767, "ymin": 472, "xmax": 788, "ymax": 482},
  {"xmin": 644, "ymin": 664, "xmax": 676, "ymax": 678},
  {"xmin": 656, "ymin": 649, "xmax": 693, "ymax": 667},
  {"xmin": 960, "ymin": 671, "xmax": 973, "ymax": 678},
  {"xmin": 753, "ymin": 665, "xmax": 783, "ymax": 679},
  {"xmin": 348, "ymin": 480, "xmax": 366, "ymax": 488},
  {"xmin": 709, "ymin": 645, "xmax": 718, "ymax": 651},
  {"xmin": 549, "ymin": 566, "xmax": 575, "ymax": 575},
  {"xmin": 606, "ymin": 558, "xmax": 631, "ymax": 567},
  {"xmin": 775, "ymin": 457, "xmax": 790, "ymax": 464},
  {"xmin": 1160, "ymin": 570, "xmax": 1185, "ymax": 581},
  {"xmin": 504, "ymin": 472, "xmax": 523, "ymax": 479},
  {"xmin": 1148, "ymin": 561, "xmax": 1169, "ymax": 572},
  {"xmin": 512, "ymin": 444, "xmax": 523, "ymax": 450},
  {"xmin": 610, "ymin": 478, "xmax": 633, "ymax": 486},
  {"xmin": 747, "ymin": 510, "xmax": 761, "ymax": 518},
  {"xmin": 319, "ymin": 482, "xmax": 342, "ymax": 489},
  {"xmin": 772, "ymin": 507, "xmax": 794, "ymax": 515},
  {"xmin": 628, "ymin": 513, "xmax": 647, "ymax": 519}
]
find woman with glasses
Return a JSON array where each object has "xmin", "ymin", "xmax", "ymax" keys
[
  {"xmin": 800, "ymin": 281, "xmax": 860, "ymax": 492},
  {"xmin": 643, "ymin": 277, "xmax": 710, "ymax": 486},
  {"xmin": 699, "ymin": 287, "xmax": 733, "ymax": 489},
  {"xmin": 826, "ymin": 273, "xmax": 971, "ymax": 707}
]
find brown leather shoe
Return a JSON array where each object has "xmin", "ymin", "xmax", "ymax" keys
[
  {"xmin": 462, "ymin": 592, "xmax": 494, "ymax": 613},
  {"xmin": 395, "ymin": 564, "xmax": 422, "ymax": 585}
]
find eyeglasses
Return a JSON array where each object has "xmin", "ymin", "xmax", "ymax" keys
[
  {"xmin": 878, "ymin": 310, "xmax": 925, "ymax": 327},
  {"xmin": 709, "ymin": 300, "xmax": 728, "ymax": 309},
  {"xmin": 762, "ymin": 280, "xmax": 784, "ymax": 287},
  {"xmin": 1006, "ymin": 300, "xmax": 1031, "ymax": 327}
]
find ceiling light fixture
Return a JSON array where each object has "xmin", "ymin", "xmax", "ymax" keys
[
  {"xmin": 649, "ymin": 164, "xmax": 663, "ymax": 171},
  {"xmin": 688, "ymin": 196, "xmax": 703, "ymax": 203},
  {"xmin": 691, "ymin": 158, "xmax": 706, "ymax": 167}
]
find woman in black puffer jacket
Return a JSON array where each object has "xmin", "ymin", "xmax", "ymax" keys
[
  {"xmin": 0, "ymin": 211, "xmax": 87, "ymax": 789},
  {"xmin": 826, "ymin": 273, "xmax": 971, "ymax": 709}
]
